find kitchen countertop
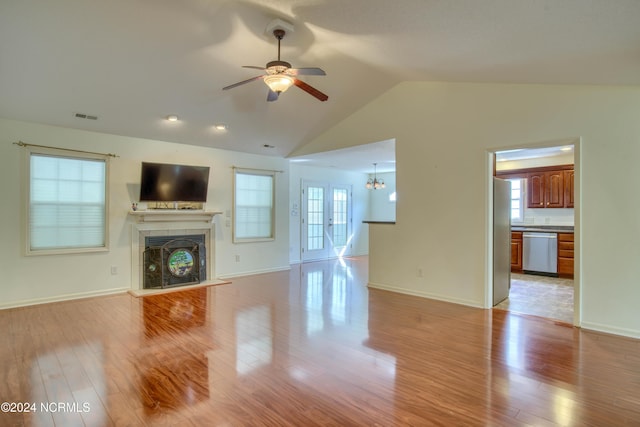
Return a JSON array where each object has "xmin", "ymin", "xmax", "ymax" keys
[{"xmin": 511, "ymin": 225, "xmax": 574, "ymax": 233}]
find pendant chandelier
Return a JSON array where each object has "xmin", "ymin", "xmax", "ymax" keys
[{"xmin": 366, "ymin": 163, "xmax": 385, "ymax": 190}]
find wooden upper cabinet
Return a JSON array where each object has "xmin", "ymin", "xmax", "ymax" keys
[
  {"xmin": 564, "ymin": 169, "xmax": 575, "ymax": 208},
  {"xmin": 526, "ymin": 169, "xmax": 571, "ymax": 209},
  {"xmin": 500, "ymin": 164, "xmax": 574, "ymax": 209},
  {"xmin": 527, "ymin": 172, "xmax": 546, "ymax": 208},
  {"xmin": 546, "ymin": 170, "xmax": 565, "ymax": 208}
]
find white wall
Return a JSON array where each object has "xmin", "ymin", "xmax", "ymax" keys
[
  {"xmin": 289, "ymin": 164, "xmax": 369, "ymax": 264},
  {"xmin": 0, "ymin": 118, "xmax": 290, "ymax": 308},
  {"xmin": 496, "ymin": 152, "xmax": 574, "ymax": 171},
  {"xmin": 524, "ymin": 208, "xmax": 574, "ymax": 227},
  {"xmin": 366, "ymin": 171, "xmax": 396, "ymax": 222},
  {"xmin": 301, "ymin": 81, "xmax": 640, "ymax": 339}
]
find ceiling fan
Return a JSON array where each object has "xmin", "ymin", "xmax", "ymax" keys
[{"xmin": 222, "ymin": 28, "xmax": 328, "ymax": 102}]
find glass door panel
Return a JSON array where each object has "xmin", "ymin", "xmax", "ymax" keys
[
  {"xmin": 302, "ymin": 182, "xmax": 352, "ymax": 261},
  {"xmin": 307, "ymin": 186, "xmax": 324, "ymax": 251},
  {"xmin": 331, "ymin": 187, "xmax": 349, "ymax": 255},
  {"xmin": 302, "ymin": 183, "xmax": 328, "ymax": 261}
]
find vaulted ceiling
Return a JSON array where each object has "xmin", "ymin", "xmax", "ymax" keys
[{"xmin": 2, "ymin": 0, "xmax": 640, "ymax": 170}]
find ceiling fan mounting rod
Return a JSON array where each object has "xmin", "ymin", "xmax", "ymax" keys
[{"xmin": 273, "ymin": 29, "xmax": 285, "ymax": 61}]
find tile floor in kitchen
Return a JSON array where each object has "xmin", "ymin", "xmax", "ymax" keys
[{"xmin": 494, "ymin": 273, "xmax": 574, "ymax": 324}]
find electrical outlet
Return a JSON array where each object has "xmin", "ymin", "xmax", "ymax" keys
[
  {"xmin": 417, "ymin": 268, "xmax": 423, "ymax": 277},
  {"xmin": 235, "ymin": 255, "xmax": 240, "ymax": 262},
  {"xmin": 110, "ymin": 266, "xmax": 118, "ymax": 275}
]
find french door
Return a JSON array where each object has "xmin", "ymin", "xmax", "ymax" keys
[{"xmin": 301, "ymin": 181, "xmax": 352, "ymax": 262}]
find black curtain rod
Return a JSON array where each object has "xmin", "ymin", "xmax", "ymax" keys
[{"xmin": 13, "ymin": 141, "xmax": 118, "ymax": 158}]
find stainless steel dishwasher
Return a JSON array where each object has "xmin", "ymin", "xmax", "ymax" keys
[{"xmin": 523, "ymin": 232, "xmax": 558, "ymax": 275}]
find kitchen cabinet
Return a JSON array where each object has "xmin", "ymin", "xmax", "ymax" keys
[
  {"xmin": 547, "ymin": 170, "xmax": 566, "ymax": 208},
  {"xmin": 558, "ymin": 233, "xmax": 574, "ymax": 278},
  {"xmin": 511, "ymin": 231, "xmax": 523, "ymax": 272},
  {"xmin": 498, "ymin": 164, "xmax": 574, "ymax": 211},
  {"xmin": 564, "ymin": 170, "xmax": 575, "ymax": 208},
  {"xmin": 527, "ymin": 170, "xmax": 565, "ymax": 208},
  {"xmin": 527, "ymin": 172, "xmax": 545, "ymax": 208}
]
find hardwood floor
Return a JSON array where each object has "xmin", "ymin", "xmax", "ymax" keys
[{"xmin": 1, "ymin": 257, "xmax": 639, "ymax": 426}]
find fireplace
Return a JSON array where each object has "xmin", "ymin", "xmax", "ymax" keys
[
  {"xmin": 143, "ymin": 235, "xmax": 206, "ymax": 289},
  {"xmin": 130, "ymin": 210, "xmax": 220, "ymax": 292}
]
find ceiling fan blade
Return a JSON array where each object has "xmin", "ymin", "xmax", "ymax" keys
[
  {"xmin": 287, "ymin": 67, "xmax": 326, "ymax": 76},
  {"xmin": 242, "ymin": 65, "xmax": 266, "ymax": 71},
  {"xmin": 222, "ymin": 75, "xmax": 264, "ymax": 91},
  {"xmin": 293, "ymin": 79, "xmax": 329, "ymax": 101},
  {"xmin": 267, "ymin": 90, "xmax": 279, "ymax": 102}
]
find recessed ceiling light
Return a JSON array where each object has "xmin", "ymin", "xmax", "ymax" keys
[
  {"xmin": 214, "ymin": 124, "xmax": 227, "ymax": 131},
  {"xmin": 166, "ymin": 115, "xmax": 179, "ymax": 122}
]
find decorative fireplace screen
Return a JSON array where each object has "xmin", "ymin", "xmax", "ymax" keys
[{"xmin": 143, "ymin": 236, "xmax": 206, "ymax": 289}]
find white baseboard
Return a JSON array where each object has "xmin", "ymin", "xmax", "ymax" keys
[
  {"xmin": 580, "ymin": 321, "xmax": 640, "ymax": 340},
  {"xmin": 367, "ymin": 281, "xmax": 484, "ymax": 309},
  {"xmin": 218, "ymin": 265, "xmax": 291, "ymax": 280},
  {"xmin": 0, "ymin": 287, "xmax": 130, "ymax": 310}
]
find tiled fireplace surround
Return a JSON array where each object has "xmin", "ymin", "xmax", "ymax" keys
[{"xmin": 130, "ymin": 211, "xmax": 220, "ymax": 291}]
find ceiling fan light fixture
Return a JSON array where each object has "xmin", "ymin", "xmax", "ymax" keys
[
  {"xmin": 264, "ymin": 74, "xmax": 294, "ymax": 93},
  {"xmin": 266, "ymin": 60, "xmax": 292, "ymax": 74}
]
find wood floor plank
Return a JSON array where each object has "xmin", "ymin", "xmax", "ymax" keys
[{"xmin": 1, "ymin": 257, "xmax": 639, "ymax": 426}]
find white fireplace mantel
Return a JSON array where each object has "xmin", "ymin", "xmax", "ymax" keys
[
  {"xmin": 129, "ymin": 209, "xmax": 223, "ymax": 292},
  {"xmin": 129, "ymin": 209, "xmax": 222, "ymax": 223}
]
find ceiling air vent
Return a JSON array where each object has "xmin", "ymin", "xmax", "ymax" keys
[{"xmin": 75, "ymin": 113, "xmax": 98, "ymax": 120}]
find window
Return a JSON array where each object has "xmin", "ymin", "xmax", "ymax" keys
[
  {"xmin": 233, "ymin": 169, "xmax": 275, "ymax": 242},
  {"xmin": 507, "ymin": 178, "xmax": 524, "ymax": 223},
  {"xmin": 27, "ymin": 148, "xmax": 109, "ymax": 254}
]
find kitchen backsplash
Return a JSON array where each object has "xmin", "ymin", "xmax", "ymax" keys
[{"xmin": 518, "ymin": 208, "xmax": 574, "ymax": 226}]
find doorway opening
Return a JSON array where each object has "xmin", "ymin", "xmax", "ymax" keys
[
  {"xmin": 288, "ymin": 138, "xmax": 396, "ymax": 266},
  {"xmin": 490, "ymin": 141, "xmax": 578, "ymax": 325}
]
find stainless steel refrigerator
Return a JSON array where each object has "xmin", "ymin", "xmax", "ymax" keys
[{"xmin": 493, "ymin": 177, "xmax": 511, "ymax": 305}]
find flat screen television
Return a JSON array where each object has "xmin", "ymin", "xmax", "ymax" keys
[{"xmin": 139, "ymin": 162, "xmax": 210, "ymax": 202}]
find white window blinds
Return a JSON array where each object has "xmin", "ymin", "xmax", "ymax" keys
[
  {"xmin": 234, "ymin": 170, "xmax": 275, "ymax": 241},
  {"xmin": 29, "ymin": 153, "xmax": 107, "ymax": 252}
]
